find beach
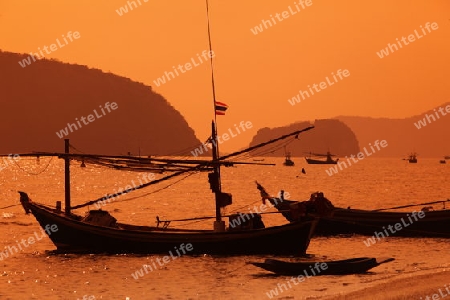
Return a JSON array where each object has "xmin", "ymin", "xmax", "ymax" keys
[{"xmin": 327, "ymin": 270, "xmax": 450, "ymax": 300}]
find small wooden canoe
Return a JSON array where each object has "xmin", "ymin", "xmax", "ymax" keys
[{"xmin": 250, "ymin": 257, "xmax": 394, "ymax": 276}]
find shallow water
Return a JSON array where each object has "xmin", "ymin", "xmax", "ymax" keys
[{"xmin": 0, "ymin": 157, "xmax": 449, "ymax": 299}]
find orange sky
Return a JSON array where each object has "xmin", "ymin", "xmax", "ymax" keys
[{"xmin": 1, "ymin": 0, "xmax": 449, "ymax": 151}]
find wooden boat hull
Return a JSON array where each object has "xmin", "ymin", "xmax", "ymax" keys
[
  {"xmin": 250, "ymin": 257, "xmax": 394, "ymax": 276},
  {"xmin": 305, "ymin": 158, "xmax": 337, "ymax": 164},
  {"xmin": 314, "ymin": 208, "xmax": 450, "ymax": 237},
  {"xmin": 25, "ymin": 201, "xmax": 317, "ymax": 255},
  {"xmin": 263, "ymin": 192, "xmax": 450, "ymax": 238}
]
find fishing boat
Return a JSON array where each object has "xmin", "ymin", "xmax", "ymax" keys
[
  {"xmin": 445, "ymin": 155, "xmax": 450, "ymax": 160},
  {"xmin": 283, "ymin": 151, "xmax": 295, "ymax": 167},
  {"xmin": 312, "ymin": 207, "xmax": 450, "ymax": 237},
  {"xmin": 440, "ymin": 159, "xmax": 446, "ymax": 164},
  {"xmin": 250, "ymin": 257, "xmax": 395, "ymax": 276},
  {"xmin": 256, "ymin": 183, "xmax": 450, "ymax": 238},
  {"xmin": 304, "ymin": 151, "xmax": 338, "ymax": 164},
  {"xmin": 14, "ymin": 1, "xmax": 318, "ymax": 256},
  {"xmin": 406, "ymin": 152, "xmax": 418, "ymax": 163},
  {"xmin": 18, "ymin": 127, "xmax": 316, "ymax": 255}
]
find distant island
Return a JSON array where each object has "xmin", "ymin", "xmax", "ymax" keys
[
  {"xmin": 0, "ymin": 50, "xmax": 201, "ymax": 155},
  {"xmin": 337, "ymin": 103, "xmax": 450, "ymax": 158},
  {"xmin": 248, "ymin": 103, "xmax": 450, "ymax": 158},
  {"xmin": 248, "ymin": 119, "xmax": 360, "ymax": 157}
]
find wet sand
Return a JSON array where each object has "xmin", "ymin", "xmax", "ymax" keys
[{"xmin": 326, "ymin": 270, "xmax": 450, "ymax": 300}]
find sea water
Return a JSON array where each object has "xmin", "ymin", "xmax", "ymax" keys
[{"xmin": 0, "ymin": 157, "xmax": 448, "ymax": 299}]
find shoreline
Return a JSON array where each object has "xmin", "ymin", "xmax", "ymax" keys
[{"xmin": 324, "ymin": 270, "xmax": 450, "ymax": 300}]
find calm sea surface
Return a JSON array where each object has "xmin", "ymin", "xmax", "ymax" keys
[{"xmin": 0, "ymin": 157, "xmax": 449, "ymax": 299}]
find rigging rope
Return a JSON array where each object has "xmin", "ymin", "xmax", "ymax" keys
[
  {"xmin": 69, "ymin": 143, "xmax": 86, "ymax": 154},
  {"xmin": 12, "ymin": 157, "xmax": 54, "ymax": 175},
  {"xmin": 71, "ymin": 165, "xmax": 208, "ymax": 210},
  {"xmin": 167, "ymin": 197, "xmax": 277, "ymax": 228},
  {"xmin": 0, "ymin": 204, "xmax": 21, "ymax": 210},
  {"xmin": 104, "ymin": 171, "xmax": 199, "ymax": 205},
  {"xmin": 373, "ymin": 199, "xmax": 450, "ymax": 211}
]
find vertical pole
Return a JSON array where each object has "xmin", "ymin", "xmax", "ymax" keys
[
  {"xmin": 64, "ymin": 139, "xmax": 71, "ymax": 215},
  {"xmin": 211, "ymin": 121, "xmax": 222, "ymax": 223},
  {"xmin": 205, "ymin": 0, "xmax": 218, "ymax": 125},
  {"xmin": 206, "ymin": 1, "xmax": 225, "ymax": 232}
]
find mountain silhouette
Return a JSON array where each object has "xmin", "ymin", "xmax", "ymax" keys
[
  {"xmin": 0, "ymin": 50, "xmax": 201, "ymax": 155},
  {"xmin": 337, "ymin": 103, "xmax": 450, "ymax": 158}
]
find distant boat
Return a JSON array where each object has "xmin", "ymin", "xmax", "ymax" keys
[
  {"xmin": 283, "ymin": 146, "xmax": 295, "ymax": 166},
  {"xmin": 440, "ymin": 160, "xmax": 446, "ymax": 164},
  {"xmin": 406, "ymin": 152, "xmax": 418, "ymax": 163},
  {"xmin": 444, "ymin": 155, "xmax": 450, "ymax": 160},
  {"xmin": 305, "ymin": 151, "xmax": 339, "ymax": 164}
]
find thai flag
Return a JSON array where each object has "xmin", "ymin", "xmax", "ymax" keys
[{"xmin": 215, "ymin": 101, "xmax": 228, "ymax": 115}]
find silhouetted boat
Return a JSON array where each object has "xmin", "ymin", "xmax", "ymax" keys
[
  {"xmin": 406, "ymin": 152, "xmax": 418, "ymax": 163},
  {"xmin": 250, "ymin": 257, "xmax": 395, "ymax": 276},
  {"xmin": 283, "ymin": 154, "xmax": 295, "ymax": 166},
  {"xmin": 18, "ymin": 124, "xmax": 316, "ymax": 255},
  {"xmin": 256, "ymin": 183, "xmax": 450, "ymax": 238},
  {"xmin": 283, "ymin": 146, "xmax": 295, "ymax": 166},
  {"xmin": 19, "ymin": 192, "xmax": 316, "ymax": 255},
  {"xmin": 305, "ymin": 151, "xmax": 338, "ymax": 164},
  {"xmin": 440, "ymin": 159, "xmax": 446, "ymax": 164},
  {"xmin": 14, "ymin": 1, "xmax": 318, "ymax": 255},
  {"xmin": 445, "ymin": 155, "xmax": 450, "ymax": 160},
  {"xmin": 312, "ymin": 207, "xmax": 450, "ymax": 237}
]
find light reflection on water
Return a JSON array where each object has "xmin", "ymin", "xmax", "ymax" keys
[{"xmin": 0, "ymin": 157, "xmax": 449, "ymax": 299}]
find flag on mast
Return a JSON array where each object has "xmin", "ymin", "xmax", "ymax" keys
[{"xmin": 215, "ymin": 101, "xmax": 228, "ymax": 115}]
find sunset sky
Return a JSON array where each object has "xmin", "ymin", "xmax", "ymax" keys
[{"xmin": 1, "ymin": 0, "xmax": 449, "ymax": 151}]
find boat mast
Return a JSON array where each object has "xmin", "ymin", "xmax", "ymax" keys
[
  {"xmin": 210, "ymin": 121, "xmax": 224, "ymax": 230},
  {"xmin": 64, "ymin": 139, "xmax": 71, "ymax": 215},
  {"xmin": 205, "ymin": 0, "xmax": 217, "ymax": 126},
  {"xmin": 205, "ymin": 0, "xmax": 225, "ymax": 231}
]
